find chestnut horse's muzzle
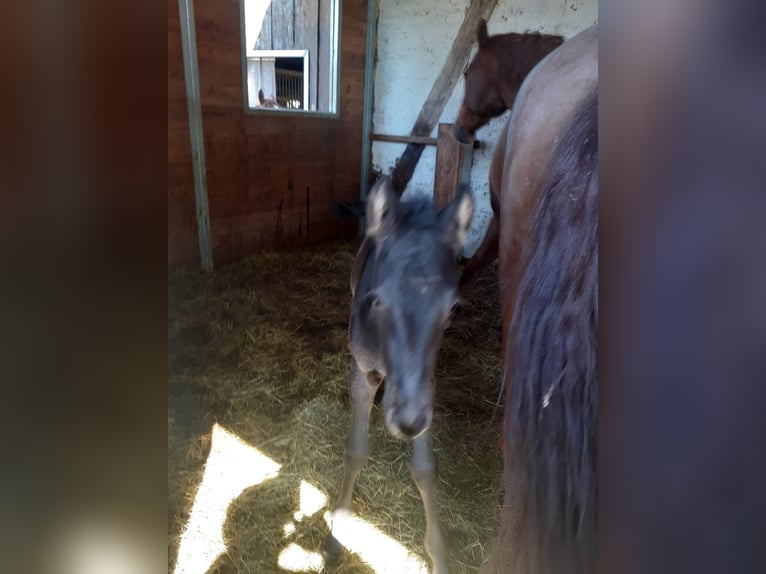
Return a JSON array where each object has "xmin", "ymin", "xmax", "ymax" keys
[{"xmin": 453, "ymin": 122, "xmax": 473, "ymax": 144}]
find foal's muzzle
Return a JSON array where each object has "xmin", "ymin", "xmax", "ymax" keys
[{"xmin": 386, "ymin": 403, "xmax": 431, "ymax": 440}]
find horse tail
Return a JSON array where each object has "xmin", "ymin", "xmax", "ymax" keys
[{"xmin": 490, "ymin": 89, "xmax": 598, "ymax": 574}]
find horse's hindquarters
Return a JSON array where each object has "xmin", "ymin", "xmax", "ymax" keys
[{"xmin": 497, "ymin": 25, "xmax": 598, "ymax": 331}]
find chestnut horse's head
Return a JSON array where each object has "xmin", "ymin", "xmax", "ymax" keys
[
  {"xmin": 454, "ymin": 20, "xmax": 507, "ymax": 143},
  {"xmin": 454, "ymin": 21, "xmax": 564, "ymax": 143}
]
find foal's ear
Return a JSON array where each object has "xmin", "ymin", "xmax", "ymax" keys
[
  {"xmin": 365, "ymin": 177, "xmax": 399, "ymax": 238},
  {"xmin": 477, "ymin": 19, "xmax": 489, "ymax": 49},
  {"xmin": 439, "ymin": 186, "xmax": 475, "ymax": 256}
]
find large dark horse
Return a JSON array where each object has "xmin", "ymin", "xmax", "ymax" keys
[
  {"xmin": 453, "ymin": 20, "xmax": 564, "ymax": 288},
  {"xmin": 484, "ymin": 26, "xmax": 598, "ymax": 574},
  {"xmin": 325, "ymin": 177, "xmax": 474, "ymax": 574}
]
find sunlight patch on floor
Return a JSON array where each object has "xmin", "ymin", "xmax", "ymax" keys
[
  {"xmin": 173, "ymin": 423, "xmax": 429, "ymax": 574},
  {"xmin": 294, "ymin": 480, "xmax": 327, "ymax": 521},
  {"xmin": 173, "ymin": 423, "xmax": 281, "ymax": 574},
  {"xmin": 277, "ymin": 543, "xmax": 325, "ymax": 572},
  {"xmin": 325, "ymin": 510, "xmax": 429, "ymax": 574}
]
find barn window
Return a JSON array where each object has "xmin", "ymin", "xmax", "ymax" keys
[
  {"xmin": 241, "ymin": 0, "xmax": 340, "ymax": 115},
  {"xmin": 247, "ymin": 50, "xmax": 309, "ymax": 110}
]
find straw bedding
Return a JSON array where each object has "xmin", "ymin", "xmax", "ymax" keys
[{"xmin": 169, "ymin": 240, "xmax": 504, "ymax": 573}]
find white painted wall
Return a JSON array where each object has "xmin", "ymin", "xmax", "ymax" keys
[{"xmin": 371, "ymin": 0, "xmax": 597, "ymax": 255}]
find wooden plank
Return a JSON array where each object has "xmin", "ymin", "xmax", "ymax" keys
[
  {"xmin": 255, "ymin": 3, "xmax": 273, "ymax": 50},
  {"xmin": 391, "ymin": 0, "xmax": 498, "ymax": 193},
  {"xmin": 433, "ymin": 123, "xmax": 473, "ymax": 209},
  {"xmin": 308, "ymin": 0, "xmax": 319, "ymax": 111},
  {"xmin": 317, "ymin": 0, "xmax": 331, "ymax": 111},
  {"xmin": 294, "ymin": 0, "xmax": 319, "ymax": 110},
  {"xmin": 271, "ymin": 0, "xmax": 294, "ymax": 50}
]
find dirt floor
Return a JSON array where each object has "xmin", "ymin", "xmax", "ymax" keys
[{"xmin": 168, "ymin": 240, "xmax": 504, "ymax": 574}]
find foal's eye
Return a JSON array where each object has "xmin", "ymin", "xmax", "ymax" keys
[{"xmin": 449, "ymin": 301, "xmax": 463, "ymax": 319}]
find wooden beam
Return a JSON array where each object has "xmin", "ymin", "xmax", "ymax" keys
[
  {"xmin": 179, "ymin": 0, "xmax": 213, "ymax": 271},
  {"xmin": 372, "ymin": 133, "xmax": 482, "ymax": 148},
  {"xmin": 390, "ymin": 0, "xmax": 498, "ymax": 193},
  {"xmin": 373, "ymin": 134, "xmax": 439, "ymax": 146}
]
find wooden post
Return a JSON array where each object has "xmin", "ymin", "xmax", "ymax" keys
[
  {"xmin": 179, "ymin": 0, "xmax": 213, "ymax": 271},
  {"xmin": 359, "ymin": 0, "xmax": 378, "ymax": 235},
  {"xmin": 433, "ymin": 123, "xmax": 473, "ymax": 209}
]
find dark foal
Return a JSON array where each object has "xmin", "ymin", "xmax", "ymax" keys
[
  {"xmin": 326, "ymin": 177, "xmax": 474, "ymax": 574},
  {"xmin": 453, "ymin": 19, "xmax": 563, "ymax": 289}
]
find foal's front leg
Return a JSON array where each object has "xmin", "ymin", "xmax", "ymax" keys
[
  {"xmin": 412, "ymin": 430, "xmax": 448, "ymax": 574},
  {"xmin": 325, "ymin": 363, "xmax": 379, "ymax": 556}
]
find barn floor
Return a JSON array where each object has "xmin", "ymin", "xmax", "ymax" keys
[{"xmin": 168, "ymin": 240, "xmax": 504, "ymax": 574}]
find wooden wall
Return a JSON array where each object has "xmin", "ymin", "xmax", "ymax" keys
[
  {"xmin": 168, "ymin": 0, "xmax": 368, "ymax": 268},
  {"xmin": 255, "ymin": 0, "xmax": 333, "ymax": 111}
]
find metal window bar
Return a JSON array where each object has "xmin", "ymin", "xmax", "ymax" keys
[{"xmin": 275, "ymin": 69, "xmax": 304, "ymax": 109}]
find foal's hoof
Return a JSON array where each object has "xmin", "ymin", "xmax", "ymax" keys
[{"xmin": 323, "ymin": 533, "xmax": 343, "ymax": 559}]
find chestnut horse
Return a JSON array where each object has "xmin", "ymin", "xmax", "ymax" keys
[
  {"xmin": 453, "ymin": 20, "xmax": 564, "ymax": 288},
  {"xmin": 484, "ymin": 25, "xmax": 598, "ymax": 574}
]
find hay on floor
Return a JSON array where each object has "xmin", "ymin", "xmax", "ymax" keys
[{"xmin": 169, "ymin": 240, "xmax": 504, "ymax": 573}]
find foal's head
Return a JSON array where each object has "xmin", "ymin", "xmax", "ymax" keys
[{"xmin": 363, "ymin": 178, "xmax": 474, "ymax": 439}]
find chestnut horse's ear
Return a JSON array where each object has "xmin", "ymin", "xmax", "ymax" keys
[
  {"xmin": 365, "ymin": 177, "xmax": 399, "ymax": 238},
  {"xmin": 477, "ymin": 19, "xmax": 489, "ymax": 49},
  {"xmin": 439, "ymin": 185, "xmax": 475, "ymax": 257}
]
